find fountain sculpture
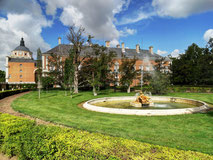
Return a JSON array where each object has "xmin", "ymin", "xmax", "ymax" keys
[{"xmin": 130, "ymin": 91, "xmax": 154, "ymax": 107}]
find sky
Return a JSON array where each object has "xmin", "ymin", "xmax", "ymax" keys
[{"xmin": 0, "ymin": 0, "xmax": 213, "ymax": 70}]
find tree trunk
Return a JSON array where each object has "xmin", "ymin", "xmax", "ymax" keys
[
  {"xmin": 93, "ymin": 86, "xmax": 97, "ymax": 96},
  {"xmin": 65, "ymin": 87, "xmax": 67, "ymax": 96},
  {"xmin": 127, "ymin": 85, "xmax": 131, "ymax": 93},
  {"xmin": 38, "ymin": 88, "xmax": 41, "ymax": 99},
  {"xmin": 70, "ymin": 85, "xmax": 73, "ymax": 98},
  {"xmin": 74, "ymin": 69, "xmax": 78, "ymax": 93},
  {"xmin": 92, "ymin": 72, "xmax": 97, "ymax": 96}
]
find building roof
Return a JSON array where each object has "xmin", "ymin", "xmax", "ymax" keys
[
  {"xmin": 8, "ymin": 57, "xmax": 36, "ymax": 63},
  {"xmin": 13, "ymin": 38, "xmax": 32, "ymax": 53},
  {"xmin": 43, "ymin": 44, "xmax": 171, "ymax": 61}
]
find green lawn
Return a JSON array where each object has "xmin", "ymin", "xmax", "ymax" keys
[{"xmin": 12, "ymin": 90, "xmax": 213, "ymax": 155}]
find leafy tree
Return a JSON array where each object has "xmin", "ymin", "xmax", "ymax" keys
[
  {"xmin": 119, "ymin": 56, "xmax": 139, "ymax": 93},
  {"xmin": 170, "ymin": 42, "xmax": 213, "ymax": 85},
  {"xmin": 48, "ymin": 53, "xmax": 65, "ymax": 87},
  {"xmin": 41, "ymin": 76, "xmax": 54, "ymax": 90},
  {"xmin": 0, "ymin": 70, "xmax": 5, "ymax": 82},
  {"xmin": 80, "ymin": 44, "xmax": 115, "ymax": 96}
]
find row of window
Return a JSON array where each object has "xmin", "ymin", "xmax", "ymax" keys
[
  {"xmin": 8, "ymin": 75, "xmax": 23, "ymax": 78},
  {"xmin": 14, "ymin": 53, "xmax": 28, "ymax": 56}
]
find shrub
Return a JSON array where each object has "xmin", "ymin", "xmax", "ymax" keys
[
  {"xmin": 169, "ymin": 86, "xmax": 213, "ymax": 93},
  {"xmin": 0, "ymin": 89, "xmax": 29, "ymax": 100},
  {"xmin": 0, "ymin": 113, "xmax": 213, "ymax": 160},
  {"xmin": 149, "ymin": 72, "xmax": 170, "ymax": 95}
]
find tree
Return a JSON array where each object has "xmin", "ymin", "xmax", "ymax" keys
[
  {"xmin": 48, "ymin": 53, "xmax": 65, "ymax": 87},
  {"xmin": 41, "ymin": 77, "xmax": 54, "ymax": 90},
  {"xmin": 64, "ymin": 50, "xmax": 75, "ymax": 97},
  {"xmin": 152, "ymin": 58, "xmax": 169, "ymax": 94},
  {"xmin": 66, "ymin": 25, "xmax": 88, "ymax": 93},
  {"xmin": 36, "ymin": 48, "xmax": 42, "ymax": 99},
  {"xmin": 0, "ymin": 70, "xmax": 5, "ymax": 82},
  {"xmin": 80, "ymin": 44, "xmax": 115, "ymax": 96},
  {"xmin": 119, "ymin": 56, "xmax": 139, "ymax": 93},
  {"xmin": 170, "ymin": 42, "xmax": 213, "ymax": 85},
  {"xmin": 149, "ymin": 57, "xmax": 170, "ymax": 95}
]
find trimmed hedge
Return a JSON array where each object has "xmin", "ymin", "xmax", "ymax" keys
[
  {"xmin": 169, "ymin": 86, "xmax": 213, "ymax": 93},
  {"xmin": 0, "ymin": 113, "xmax": 213, "ymax": 160},
  {"xmin": 0, "ymin": 89, "xmax": 29, "ymax": 100}
]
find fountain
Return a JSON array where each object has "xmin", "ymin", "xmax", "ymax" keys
[
  {"xmin": 82, "ymin": 93, "xmax": 210, "ymax": 116},
  {"xmin": 130, "ymin": 91, "xmax": 154, "ymax": 107}
]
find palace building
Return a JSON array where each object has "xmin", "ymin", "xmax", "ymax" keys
[
  {"xmin": 5, "ymin": 37, "xmax": 170, "ymax": 86},
  {"xmin": 42, "ymin": 38, "xmax": 171, "ymax": 86},
  {"xmin": 5, "ymin": 38, "xmax": 37, "ymax": 84}
]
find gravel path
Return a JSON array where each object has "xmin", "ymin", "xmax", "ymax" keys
[
  {"xmin": 0, "ymin": 92, "xmax": 55, "ymax": 126},
  {"xmin": 0, "ymin": 92, "xmax": 56, "ymax": 160}
]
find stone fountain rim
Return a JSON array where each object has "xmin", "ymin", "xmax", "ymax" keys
[{"xmin": 82, "ymin": 96, "xmax": 210, "ymax": 116}]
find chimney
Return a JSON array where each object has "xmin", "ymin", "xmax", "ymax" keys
[
  {"xmin": 105, "ymin": 41, "xmax": 110, "ymax": 47},
  {"xmin": 122, "ymin": 42, "xmax": 125, "ymax": 52},
  {"xmin": 149, "ymin": 46, "xmax": 153, "ymax": 54},
  {"xmin": 136, "ymin": 44, "xmax": 140, "ymax": 53},
  {"xmin": 58, "ymin": 37, "xmax": 61, "ymax": 45},
  {"xmin": 116, "ymin": 44, "xmax": 120, "ymax": 48}
]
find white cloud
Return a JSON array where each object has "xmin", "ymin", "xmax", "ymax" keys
[
  {"xmin": 152, "ymin": 0, "xmax": 213, "ymax": 18},
  {"xmin": 157, "ymin": 50, "xmax": 168, "ymax": 55},
  {"xmin": 118, "ymin": 11, "xmax": 155, "ymax": 25},
  {"xmin": 42, "ymin": 0, "xmax": 130, "ymax": 41},
  {"xmin": 119, "ymin": 27, "xmax": 137, "ymax": 37},
  {"xmin": 204, "ymin": 29, "xmax": 213, "ymax": 42},
  {"xmin": 0, "ymin": 0, "xmax": 52, "ymax": 70},
  {"xmin": 117, "ymin": 0, "xmax": 213, "ymax": 25},
  {"xmin": 170, "ymin": 49, "xmax": 181, "ymax": 57},
  {"xmin": 110, "ymin": 39, "xmax": 120, "ymax": 47}
]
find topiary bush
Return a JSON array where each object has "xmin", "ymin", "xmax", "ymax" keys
[{"xmin": 0, "ymin": 113, "xmax": 213, "ymax": 160}]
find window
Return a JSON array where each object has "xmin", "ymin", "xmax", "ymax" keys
[
  {"xmin": 25, "ymin": 53, "xmax": 27, "ymax": 56},
  {"xmin": 15, "ymin": 53, "xmax": 17, "ymax": 55},
  {"xmin": 20, "ymin": 69, "xmax": 22, "ymax": 72},
  {"xmin": 9, "ymin": 74, "xmax": 11, "ymax": 78},
  {"xmin": 20, "ymin": 75, "xmax": 22, "ymax": 78},
  {"xmin": 20, "ymin": 64, "xmax": 22, "ymax": 67}
]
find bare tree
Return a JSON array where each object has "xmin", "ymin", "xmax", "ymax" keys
[{"xmin": 66, "ymin": 25, "xmax": 87, "ymax": 93}]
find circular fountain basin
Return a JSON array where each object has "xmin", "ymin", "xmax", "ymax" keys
[{"xmin": 83, "ymin": 96, "xmax": 210, "ymax": 116}]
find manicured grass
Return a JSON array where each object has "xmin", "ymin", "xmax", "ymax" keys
[{"xmin": 12, "ymin": 90, "xmax": 213, "ymax": 155}]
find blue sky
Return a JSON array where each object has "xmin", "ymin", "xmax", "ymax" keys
[{"xmin": 0, "ymin": 0, "xmax": 213, "ymax": 69}]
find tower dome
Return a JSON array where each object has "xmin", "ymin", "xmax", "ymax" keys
[{"xmin": 11, "ymin": 38, "xmax": 32, "ymax": 59}]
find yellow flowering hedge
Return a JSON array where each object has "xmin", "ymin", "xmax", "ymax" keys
[{"xmin": 0, "ymin": 113, "xmax": 213, "ymax": 160}]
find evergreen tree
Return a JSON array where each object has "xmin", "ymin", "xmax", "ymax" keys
[
  {"xmin": 36, "ymin": 48, "xmax": 42, "ymax": 99},
  {"xmin": 64, "ymin": 50, "xmax": 74, "ymax": 97},
  {"xmin": 0, "ymin": 70, "xmax": 5, "ymax": 82}
]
